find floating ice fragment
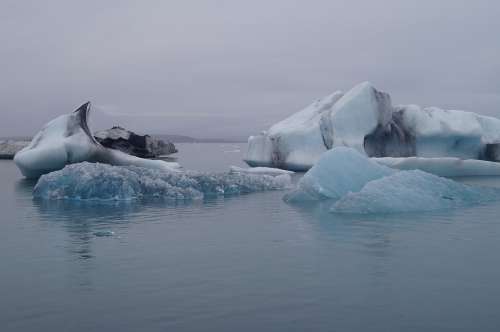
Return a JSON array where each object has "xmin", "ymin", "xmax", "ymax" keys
[
  {"xmin": 33, "ymin": 162, "xmax": 292, "ymax": 201},
  {"xmin": 332, "ymin": 170, "xmax": 500, "ymax": 214},
  {"xmin": 285, "ymin": 147, "xmax": 500, "ymax": 214},
  {"xmin": 284, "ymin": 147, "xmax": 393, "ymax": 202}
]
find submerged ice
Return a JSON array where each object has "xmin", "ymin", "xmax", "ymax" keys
[
  {"xmin": 33, "ymin": 162, "xmax": 292, "ymax": 201},
  {"xmin": 286, "ymin": 147, "xmax": 500, "ymax": 214}
]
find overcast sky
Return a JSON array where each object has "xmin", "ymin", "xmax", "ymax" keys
[{"xmin": 1, "ymin": 0, "xmax": 499, "ymax": 139}]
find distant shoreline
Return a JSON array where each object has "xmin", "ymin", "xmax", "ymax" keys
[
  {"xmin": 152, "ymin": 134, "xmax": 247, "ymax": 143},
  {"xmin": 0, "ymin": 135, "xmax": 247, "ymax": 144}
]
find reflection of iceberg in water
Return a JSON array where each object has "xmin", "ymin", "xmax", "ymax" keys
[
  {"xmin": 29, "ymin": 198, "xmax": 151, "ymax": 289},
  {"xmin": 29, "ymin": 191, "xmax": 207, "ymax": 288},
  {"xmin": 15, "ymin": 177, "xmax": 159, "ymax": 262},
  {"xmin": 33, "ymin": 199, "xmax": 135, "ymax": 259},
  {"xmin": 27, "ymin": 187, "xmax": 285, "ymax": 290},
  {"xmin": 15, "ymin": 178, "xmax": 134, "ymax": 288}
]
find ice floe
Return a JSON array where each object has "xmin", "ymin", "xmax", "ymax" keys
[
  {"xmin": 332, "ymin": 170, "xmax": 499, "ymax": 214},
  {"xmin": 33, "ymin": 162, "xmax": 292, "ymax": 201},
  {"xmin": 284, "ymin": 147, "xmax": 393, "ymax": 202},
  {"xmin": 285, "ymin": 147, "xmax": 500, "ymax": 214}
]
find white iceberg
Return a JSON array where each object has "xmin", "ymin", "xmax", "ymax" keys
[
  {"xmin": 14, "ymin": 102, "xmax": 180, "ymax": 178},
  {"xmin": 33, "ymin": 162, "xmax": 292, "ymax": 201},
  {"xmin": 245, "ymin": 82, "xmax": 500, "ymax": 172},
  {"xmin": 373, "ymin": 157, "xmax": 500, "ymax": 177},
  {"xmin": 246, "ymin": 91, "xmax": 344, "ymax": 171},
  {"xmin": 332, "ymin": 170, "xmax": 499, "ymax": 214},
  {"xmin": 285, "ymin": 147, "xmax": 500, "ymax": 214}
]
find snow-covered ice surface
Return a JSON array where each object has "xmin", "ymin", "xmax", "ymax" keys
[
  {"xmin": 284, "ymin": 147, "xmax": 393, "ymax": 202},
  {"xmin": 373, "ymin": 157, "xmax": 500, "ymax": 177},
  {"xmin": 285, "ymin": 147, "xmax": 500, "ymax": 214},
  {"xmin": 33, "ymin": 162, "xmax": 292, "ymax": 201},
  {"xmin": 332, "ymin": 170, "xmax": 500, "ymax": 214},
  {"xmin": 15, "ymin": 102, "xmax": 180, "ymax": 178},
  {"xmin": 229, "ymin": 166, "xmax": 294, "ymax": 176},
  {"xmin": 246, "ymin": 82, "xmax": 500, "ymax": 172}
]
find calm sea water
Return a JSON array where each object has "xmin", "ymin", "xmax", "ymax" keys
[{"xmin": 2, "ymin": 143, "xmax": 500, "ymax": 331}]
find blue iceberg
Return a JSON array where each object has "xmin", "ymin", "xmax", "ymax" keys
[
  {"xmin": 284, "ymin": 147, "xmax": 393, "ymax": 202},
  {"xmin": 33, "ymin": 162, "xmax": 292, "ymax": 201},
  {"xmin": 285, "ymin": 147, "xmax": 500, "ymax": 214},
  {"xmin": 332, "ymin": 170, "xmax": 500, "ymax": 214}
]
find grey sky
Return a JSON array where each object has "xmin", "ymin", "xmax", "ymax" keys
[{"xmin": 1, "ymin": 0, "xmax": 499, "ymax": 139}]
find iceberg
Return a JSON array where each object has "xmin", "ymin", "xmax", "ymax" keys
[
  {"xmin": 246, "ymin": 91, "xmax": 344, "ymax": 171},
  {"xmin": 332, "ymin": 170, "xmax": 500, "ymax": 214},
  {"xmin": 245, "ymin": 82, "xmax": 500, "ymax": 172},
  {"xmin": 33, "ymin": 162, "xmax": 292, "ymax": 201},
  {"xmin": 94, "ymin": 126, "xmax": 177, "ymax": 158},
  {"xmin": 285, "ymin": 147, "xmax": 500, "ymax": 214},
  {"xmin": 284, "ymin": 147, "xmax": 393, "ymax": 202},
  {"xmin": 14, "ymin": 102, "xmax": 180, "ymax": 178}
]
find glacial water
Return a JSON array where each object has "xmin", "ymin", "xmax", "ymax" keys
[{"xmin": 2, "ymin": 143, "xmax": 500, "ymax": 331}]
